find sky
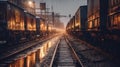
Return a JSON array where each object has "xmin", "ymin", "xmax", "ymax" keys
[{"xmin": 34, "ymin": 0, "xmax": 87, "ymax": 26}]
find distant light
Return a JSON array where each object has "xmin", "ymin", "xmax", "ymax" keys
[
  {"xmin": 28, "ymin": 1, "xmax": 33, "ymax": 7},
  {"xmin": 28, "ymin": 1, "xmax": 32, "ymax": 5}
]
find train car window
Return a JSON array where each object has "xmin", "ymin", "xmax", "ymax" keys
[
  {"xmin": 97, "ymin": 18, "xmax": 100, "ymax": 28},
  {"xmin": 113, "ymin": 15, "xmax": 118, "ymax": 28},
  {"xmin": 32, "ymin": 19, "xmax": 35, "ymax": 31},
  {"xmin": 94, "ymin": 19, "xmax": 97, "ymax": 27},
  {"xmin": 7, "ymin": 4, "xmax": 15, "ymax": 30},
  {"xmin": 26, "ymin": 14, "xmax": 36, "ymax": 31},
  {"xmin": 88, "ymin": 21, "xmax": 92, "ymax": 29},
  {"xmin": 40, "ymin": 20, "xmax": 45, "ymax": 31},
  {"xmin": 14, "ymin": 9, "xmax": 24, "ymax": 30},
  {"xmin": 96, "ymin": 12, "xmax": 99, "ymax": 18},
  {"xmin": 26, "ymin": 15, "xmax": 31, "ymax": 30},
  {"xmin": 118, "ymin": 14, "xmax": 120, "ymax": 29},
  {"xmin": 33, "ymin": 18, "xmax": 36, "ymax": 31},
  {"xmin": 7, "ymin": 4, "xmax": 24, "ymax": 30},
  {"xmin": 15, "ymin": 9, "xmax": 21, "ymax": 23}
]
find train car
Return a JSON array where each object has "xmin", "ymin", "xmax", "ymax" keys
[
  {"xmin": 71, "ymin": 16, "xmax": 75, "ymax": 32},
  {"xmin": 69, "ymin": 16, "xmax": 75, "ymax": 32},
  {"xmin": 0, "ymin": 1, "xmax": 56, "ymax": 47},
  {"xmin": 87, "ymin": 0, "xmax": 108, "ymax": 31},
  {"xmin": 66, "ymin": 0, "xmax": 120, "ymax": 59},
  {"xmin": 66, "ymin": 21, "xmax": 71, "ymax": 34},
  {"xmin": 66, "ymin": 5, "xmax": 88, "ymax": 40},
  {"xmin": 108, "ymin": 0, "xmax": 120, "ymax": 41},
  {"xmin": 36, "ymin": 17, "xmax": 47, "ymax": 38},
  {"xmin": 87, "ymin": 0, "xmax": 100, "ymax": 31},
  {"xmin": 66, "ymin": 17, "xmax": 75, "ymax": 35},
  {"xmin": 87, "ymin": 0, "xmax": 109, "ymax": 43},
  {"xmin": 87, "ymin": 0, "xmax": 120, "ymax": 42},
  {"xmin": 87, "ymin": 0, "xmax": 120, "ymax": 58},
  {"xmin": 24, "ymin": 12, "xmax": 36, "ymax": 40},
  {"xmin": 73, "ymin": 6, "xmax": 88, "ymax": 40},
  {"xmin": 75, "ymin": 6, "xmax": 87, "ymax": 31},
  {"xmin": 0, "ymin": 1, "xmax": 25, "ymax": 45}
]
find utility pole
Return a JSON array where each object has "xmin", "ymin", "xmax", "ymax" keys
[{"xmin": 51, "ymin": 5, "xmax": 54, "ymax": 27}]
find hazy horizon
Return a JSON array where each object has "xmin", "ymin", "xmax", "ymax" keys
[{"xmin": 34, "ymin": 0, "xmax": 87, "ymax": 26}]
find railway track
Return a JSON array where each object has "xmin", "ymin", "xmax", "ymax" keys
[
  {"xmin": 0, "ymin": 34, "xmax": 58, "ymax": 61},
  {"xmin": 0, "ymin": 34, "xmax": 61, "ymax": 67},
  {"xmin": 5, "ymin": 34, "xmax": 118, "ymax": 67},
  {"xmin": 42, "ymin": 35, "xmax": 118, "ymax": 67},
  {"xmin": 48, "ymin": 36, "xmax": 82, "ymax": 67}
]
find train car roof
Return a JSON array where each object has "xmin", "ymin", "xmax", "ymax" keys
[{"xmin": 0, "ymin": 1, "xmax": 24, "ymax": 11}]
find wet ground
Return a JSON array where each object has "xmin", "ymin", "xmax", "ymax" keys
[
  {"xmin": 0, "ymin": 34, "xmax": 62, "ymax": 67},
  {"xmin": 0, "ymin": 33, "xmax": 120, "ymax": 67}
]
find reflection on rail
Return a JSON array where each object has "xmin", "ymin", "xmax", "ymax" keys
[{"xmin": 8, "ymin": 36, "xmax": 60, "ymax": 67}]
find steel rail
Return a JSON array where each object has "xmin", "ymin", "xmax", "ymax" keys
[
  {"xmin": 65, "ymin": 36, "xmax": 84, "ymax": 67},
  {"xmin": 49, "ymin": 39, "xmax": 61, "ymax": 67}
]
